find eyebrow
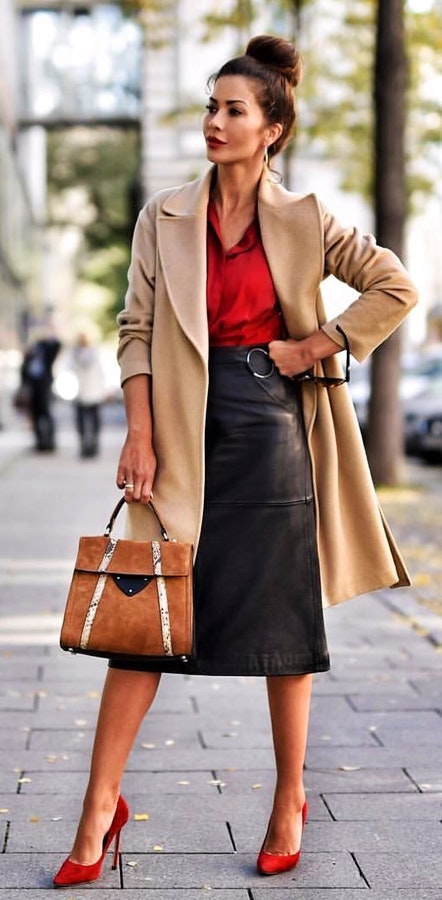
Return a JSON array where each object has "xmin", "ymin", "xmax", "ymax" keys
[{"xmin": 209, "ymin": 96, "xmax": 250, "ymax": 107}]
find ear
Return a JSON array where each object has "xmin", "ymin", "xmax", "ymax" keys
[{"xmin": 265, "ymin": 122, "xmax": 283, "ymax": 148}]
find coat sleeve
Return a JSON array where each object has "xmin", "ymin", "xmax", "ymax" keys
[
  {"xmin": 117, "ymin": 204, "xmax": 157, "ymax": 385},
  {"xmin": 318, "ymin": 202, "xmax": 419, "ymax": 362}
]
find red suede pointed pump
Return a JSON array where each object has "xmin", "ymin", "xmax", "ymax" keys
[
  {"xmin": 256, "ymin": 800, "xmax": 308, "ymax": 876},
  {"xmin": 53, "ymin": 795, "xmax": 129, "ymax": 886}
]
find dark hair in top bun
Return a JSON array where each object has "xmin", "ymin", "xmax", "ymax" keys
[{"xmin": 211, "ymin": 34, "xmax": 302, "ymax": 158}]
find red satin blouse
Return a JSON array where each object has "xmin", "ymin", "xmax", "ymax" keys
[{"xmin": 206, "ymin": 198, "xmax": 286, "ymax": 346}]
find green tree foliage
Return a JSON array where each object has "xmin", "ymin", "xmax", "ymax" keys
[
  {"xmin": 47, "ymin": 127, "xmax": 140, "ymax": 333},
  {"xmin": 196, "ymin": 0, "xmax": 441, "ymax": 207},
  {"xmin": 120, "ymin": 0, "xmax": 177, "ymax": 47},
  {"xmin": 289, "ymin": 0, "xmax": 441, "ymax": 208}
]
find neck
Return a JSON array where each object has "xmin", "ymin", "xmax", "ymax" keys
[{"xmin": 212, "ymin": 162, "xmax": 264, "ymax": 211}]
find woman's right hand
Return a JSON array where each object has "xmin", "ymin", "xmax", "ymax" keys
[
  {"xmin": 117, "ymin": 432, "xmax": 157, "ymax": 504},
  {"xmin": 116, "ymin": 374, "xmax": 156, "ymax": 504}
]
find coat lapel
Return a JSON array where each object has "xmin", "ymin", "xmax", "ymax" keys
[
  {"xmin": 155, "ymin": 169, "xmax": 323, "ymax": 361},
  {"xmin": 258, "ymin": 176, "xmax": 323, "ymax": 338},
  {"xmin": 157, "ymin": 170, "xmax": 213, "ymax": 362}
]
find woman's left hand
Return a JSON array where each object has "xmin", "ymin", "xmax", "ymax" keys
[
  {"xmin": 269, "ymin": 331, "xmax": 343, "ymax": 377},
  {"xmin": 268, "ymin": 339, "xmax": 312, "ymax": 378}
]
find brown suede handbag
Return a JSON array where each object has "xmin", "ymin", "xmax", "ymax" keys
[{"xmin": 60, "ymin": 498, "xmax": 194, "ymax": 662}]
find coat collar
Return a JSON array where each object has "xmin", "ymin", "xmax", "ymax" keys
[
  {"xmin": 160, "ymin": 166, "xmax": 297, "ymax": 216},
  {"xmin": 156, "ymin": 167, "xmax": 318, "ymax": 361}
]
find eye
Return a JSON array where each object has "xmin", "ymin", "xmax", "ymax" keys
[
  {"xmin": 228, "ymin": 108, "xmax": 242, "ymax": 116},
  {"xmin": 205, "ymin": 104, "xmax": 217, "ymax": 114}
]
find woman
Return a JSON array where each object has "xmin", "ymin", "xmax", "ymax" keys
[
  {"xmin": 70, "ymin": 332, "xmax": 106, "ymax": 458},
  {"xmin": 54, "ymin": 34, "xmax": 417, "ymax": 886}
]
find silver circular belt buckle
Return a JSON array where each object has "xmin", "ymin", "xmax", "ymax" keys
[{"xmin": 246, "ymin": 347, "xmax": 275, "ymax": 379}]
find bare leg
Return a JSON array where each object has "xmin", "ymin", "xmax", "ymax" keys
[
  {"xmin": 69, "ymin": 668, "xmax": 161, "ymax": 864},
  {"xmin": 262, "ymin": 673, "xmax": 312, "ymax": 854}
]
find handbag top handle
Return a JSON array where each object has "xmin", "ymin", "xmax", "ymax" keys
[{"xmin": 105, "ymin": 498, "xmax": 170, "ymax": 541}]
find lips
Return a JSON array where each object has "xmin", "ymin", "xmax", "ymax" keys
[{"xmin": 206, "ymin": 137, "xmax": 225, "ymax": 147}]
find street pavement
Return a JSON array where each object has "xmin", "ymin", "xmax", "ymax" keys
[{"xmin": 0, "ymin": 404, "xmax": 441, "ymax": 898}]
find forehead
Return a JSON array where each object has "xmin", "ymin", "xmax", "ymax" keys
[{"xmin": 211, "ymin": 74, "xmax": 261, "ymax": 107}]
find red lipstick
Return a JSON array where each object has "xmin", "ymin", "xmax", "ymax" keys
[{"xmin": 206, "ymin": 137, "xmax": 225, "ymax": 147}]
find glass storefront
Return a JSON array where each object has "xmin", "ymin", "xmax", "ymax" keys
[{"xmin": 19, "ymin": 4, "xmax": 141, "ymax": 125}]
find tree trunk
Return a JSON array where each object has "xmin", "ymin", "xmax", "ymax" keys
[
  {"xmin": 366, "ymin": 0, "xmax": 408, "ymax": 485},
  {"xmin": 282, "ymin": 0, "xmax": 304, "ymax": 189}
]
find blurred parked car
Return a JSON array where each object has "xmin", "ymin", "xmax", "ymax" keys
[
  {"xmin": 403, "ymin": 377, "xmax": 442, "ymax": 462},
  {"xmin": 348, "ymin": 345, "xmax": 442, "ymax": 462}
]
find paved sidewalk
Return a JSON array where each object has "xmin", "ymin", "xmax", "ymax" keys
[{"xmin": 0, "ymin": 414, "xmax": 441, "ymax": 898}]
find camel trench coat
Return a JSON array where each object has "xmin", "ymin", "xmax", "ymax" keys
[{"xmin": 117, "ymin": 168, "xmax": 418, "ymax": 608}]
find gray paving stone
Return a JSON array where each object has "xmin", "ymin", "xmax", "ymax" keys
[
  {"xmin": 19, "ymin": 769, "xmax": 225, "ymax": 797},
  {"xmin": 0, "ymin": 770, "xmax": 21, "ymax": 792},
  {"xmin": 16, "ymin": 770, "xmax": 92, "ymax": 795},
  {"xmin": 0, "ymin": 728, "xmax": 29, "ymax": 750},
  {"xmin": 411, "ymin": 675, "xmax": 442, "ymax": 701},
  {"xmin": 215, "ymin": 766, "xmax": 416, "ymax": 795},
  {"xmin": 28, "ymin": 728, "xmax": 95, "ymax": 752},
  {"xmin": 231, "ymin": 818, "xmax": 441, "ymax": 854},
  {"xmin": 0, "ymin": 794, "xmax": 83, "ymax": 820},
  {"xmin": 0, "ymin": 791, "xmax": 331, "ymax": 832},
  {"xmin": 129, "ymin": 745, "xmax": 277, "ymax": 769},
  {"xmin": 200, "ymin": 726, "xmax": 273, "ymax": 750},
  {"xmin": 312, "ymin": 678, "xmax": 418, "ymax": 697},
  {"xmin": 0, "ymin": 746, "xmax": 278, "ymax": 775},
  {"xmin": 355, "ymin": 850, "xmax": 442, "ymax": 889},
  {"xmin": 0, "ymin": 710, "xmax": 43, "ymax": 728},
  {"xmin": 324, "ymin": 792, "xmax": 442, "ymax": 821},
  {"xmin": 0, "ymin": 852, "xmax": 120, "ymax": 889},
  {"xmin": 13, "ymin": 711, "xmax": 99, "ymax": 731},
  {"xmin": 346, "ymin": 693, "xmax": 437, "ymax": 711},
  {"xmin": 36, "ymin": 693, "xmax": 102, "ymax": 714},
  {"xmin": 406, "ymin": 767, "xmax": 442, "ymax": 792},
  {"xmin": 0, "ymin": 893, "xmax": 250, "ymax": 900},
  {"xmin": 306, "ymin": 745, "xmax": 442, "ymax": 769},
  {"xmin": 0, "ymin": 748, "xmax": 90, "ymax": 774},
  {"xmin": 39, "ymin": 656, "xmax": 107, "ymax": 682},
  {"xmin": 0, "ymin": 659, "xmax": 42, "ymax": 680},
  {"xmin": 297, "ymin": 767, "xmax": 416, "ymax": 794},
  {"xmin": 253, "ymin": 892, "xmax": 441, "ymax": 899},
  {"xmin": 0, "ymin": 687, "xmax": 37, "ymax": 711},
  {"xmin": 354, "ymin": 709, "xmax": 442, "ymax": 736},
  {"xmin": 119, "ymin": 850, "xmax": 363, "ymax": 889},
  {"xmin": 0, "ymin": 645, "xmax": 48, "ymax": 658},
  {"xmin": 6, "ymin": 815, "xmax": 232, "ymax": 854},
  {"xmin": 21, "ymin": 678, "xmax": 101, "ymax": 696},
  {"xmin": 306, "ymin": 722, "xmax": 379, "ymax": 749},
  {"xmin": 124, "ymin": 816, "xmax": 233, "ymax": 854}
]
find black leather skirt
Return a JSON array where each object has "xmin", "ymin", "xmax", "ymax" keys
[{"xmin": 110, "ymin": 345, "xmax": 330, "ymax": 677}]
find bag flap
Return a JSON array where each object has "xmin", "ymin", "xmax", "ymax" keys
[{"xmin": 74, "ymin": 536, "xmax": 193, "ymax": 577}]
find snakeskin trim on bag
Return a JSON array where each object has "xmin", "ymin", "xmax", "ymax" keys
[
  {"xmin": 152, "ymin": 540, "xmax": 173, "ymax": 655},
  {"xmin": 80, "ymin": 538, "xmax": 118, "ymax": 649}
]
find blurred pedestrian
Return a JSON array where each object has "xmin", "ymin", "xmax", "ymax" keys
[
  {"xmin": 54, "ymin": 33, "xmax": 418, "ymax": 887},
  {"xmin": 70, "ymin": 333, "xmax": 106, "ymax": 458},
  {"xmin": 20, "ymin": 332, "xmax": 61, "ymax": 452}
]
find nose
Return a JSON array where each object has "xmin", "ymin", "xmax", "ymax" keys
[{"xmin": 209, "ymin": 108, "xmax": 223, "ymax": 128}]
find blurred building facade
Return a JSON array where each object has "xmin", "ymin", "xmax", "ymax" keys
[{"xmin": 0, "ymin": 0, "xmax": 42, "ymax": 424}]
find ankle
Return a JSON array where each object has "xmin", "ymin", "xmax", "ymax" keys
[
  {"xmin": 82, "ymin": 789, "xmax": 120, "ymax": 818},
  {"xmin": 272, "ymin": 787, "xmax": 306, "ymax": 814}
]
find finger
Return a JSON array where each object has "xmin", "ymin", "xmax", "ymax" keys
[
  {"xmin": 117, "ymin": 476, "xmax": 136, "ymax": 498},
  {"xmin": 117, "ymin": 468, "xmax": 129, "ymax": 490},
  {"xmin": 140, "ymin": 484, "xmax": 154, "ymax": 504},
  {"xmin": 124, "ymin": 482, "xmax": 135, "ymax": 503}
]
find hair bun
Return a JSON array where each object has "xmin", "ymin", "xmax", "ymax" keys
[{"xmin": 245, "ymin": 35, "xmax": 302, "ymax": 87}]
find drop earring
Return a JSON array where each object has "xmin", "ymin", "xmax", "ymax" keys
[{"xmin": 263, "ymin": 146, "xmax": 269, "ymax": 167}]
